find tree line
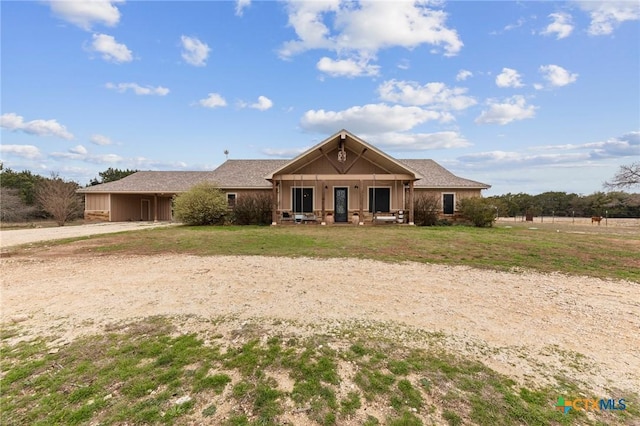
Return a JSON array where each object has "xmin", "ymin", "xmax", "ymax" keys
[{"xmin": 485, "ymin": 191, "xmax": 640, "ymax": 219}]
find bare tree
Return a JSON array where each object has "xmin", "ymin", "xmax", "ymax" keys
[
  {"xmin": 0, "ymin": 187, "xmax": 39, "ymax": 222},
  {"xmin": 35, "ymin": 175, "xmax": 83, "ymax": 226},
  {"xmin": 604, "ymin": 162, "xmax": 640, "ymax": 190}
]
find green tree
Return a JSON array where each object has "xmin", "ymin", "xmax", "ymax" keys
[
  {"xmin": 0, "ymin": 165, "xmax": 44, "ymax": 205},
  {"xmin": 90, "ymin": 167, "xmax": 138, "ymax": 185},
  {"xmin": 173, "ymin": 183, "xmax": 227, "ymax": 226}
]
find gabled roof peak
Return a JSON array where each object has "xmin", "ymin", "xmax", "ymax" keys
[{"xmin": 265, "ymin": 129, "xmax": 423, "ymax": 180}]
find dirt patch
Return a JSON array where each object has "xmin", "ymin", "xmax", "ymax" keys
[{"xmin": 2, "ymin": 252, "xmax": 638, "ymax": 396}]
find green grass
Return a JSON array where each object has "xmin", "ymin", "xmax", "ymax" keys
[
  {"xmin": 17, "ymin": 224, "xmax": 638, "ymax": 281},
  {"xmin": 1, "ymin": 317, "xmax": 636, "ymax": 425}
]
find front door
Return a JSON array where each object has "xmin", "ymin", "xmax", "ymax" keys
[
  {"xmin": 141, "ymin": 199, "xmax": 151, "ymax": 221},
  {"xmin": 334, "ymin": 187, "xmax": 348, "ymax": 222}
]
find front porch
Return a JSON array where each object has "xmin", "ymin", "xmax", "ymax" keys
[{"xmin": 269, "ymin": 174, "xmax": 416, "ymax": 226}]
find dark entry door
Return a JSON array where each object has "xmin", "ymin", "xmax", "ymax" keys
[
  {"xmin": 443, "ymin": 194, "xmax": 454, "ymax": 215},
  {"xmin": 334, "ymin": 187, "xmax": 348, "ymax": 222}
]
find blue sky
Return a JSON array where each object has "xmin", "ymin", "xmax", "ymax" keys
[{"xmin": 1, "ymin": 0, "xmax": 638, "ymax": 195}]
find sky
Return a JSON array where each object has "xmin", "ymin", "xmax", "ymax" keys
[{"xmin": 1, "ymin": 0, "xmax": 639, "ymax": 195}]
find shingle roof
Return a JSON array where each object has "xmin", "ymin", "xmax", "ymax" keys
[
  {"xmin": 78, "ymin": 160, "xmax": 290, "ymax": 193},
  {"xmin": 209, "ymin": 159, "xmax": 289, "ymax": 187},
  {"xmin": 399, "ymin": 159, "xmax": 490, "ymax": 189},
  {"xmin": 79, "ymin": 158, "xmax": 489, "ymax": 193},
  {"xmin": 78, "ymin": 171, "xmax": 219, "ymax": 193}
]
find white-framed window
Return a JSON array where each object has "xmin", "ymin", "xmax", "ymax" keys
[
  {"xmin": 442, "ymin": 193, "xmax": 455, "ymax": 215},
  {"xmin": 227, "ymin": 193, "xmax": 237, "ymax": 208}
]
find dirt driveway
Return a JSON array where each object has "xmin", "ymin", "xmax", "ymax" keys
[
  {"xmin": 2, "ymin": 248, "xmax": 639, "ymax": 396},
  {"xmin": 0, "ymin": 221, "xmax": 174, "ymax": 249}
]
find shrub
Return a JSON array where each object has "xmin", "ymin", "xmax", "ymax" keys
[
  {"xmin": 173, "ymin": 183, "xmax": 227, "ymax": 226},
  {"xmin": 413, "ymin": 194, "xmax": 440, "ymax": 226},
  {"xmin": 0, "ymin": 187, "xmax": 40, "ymax": 222},
  {"xmin": 232, "ymin": 193, "xmax": 273, "ymax": 225},
  {"xmin": 457, "ymin": 197, "xmax": 497, "ymax": 227}
]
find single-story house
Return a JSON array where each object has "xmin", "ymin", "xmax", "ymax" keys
[{"xmin": 78, "ymin": 129, "xmax": 490, "ymax": 224}]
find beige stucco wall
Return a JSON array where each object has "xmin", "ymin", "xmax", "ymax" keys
[
  {"xmin": 413, "ymin": 188, "xmax": 483, "ymax": 214},
  {"xmin": 85, "ymin": 193, "xmax": 110, "ymax": 210}
]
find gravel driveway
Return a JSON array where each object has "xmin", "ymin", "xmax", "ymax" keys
[{"xmin": 0, "ymin": 222, "xmax": 174, "ymax": 249}]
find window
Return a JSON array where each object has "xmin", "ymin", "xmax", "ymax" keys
[
  {"xmin": 292, "ymin": 188, "xmax": 313, "ymax": 213},
  {"xmin": 368, "ymin": 187, "xmax": 390, "ymax": 213},
  {"xmin": 227, "ymin": 193, "xmax": 237, "ymax": 208},
  {"xmin": 443, "ymin": 193, "xmax": 454, "ymax": 215}
]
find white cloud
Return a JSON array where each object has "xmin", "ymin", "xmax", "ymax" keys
[
  {"xmin": 105, "ymin": 82, "xmax": 170, "ymax": 96},
  {"xmin": 300, "ymin": 103, "xmax": 451, "ymax": 134},
  {"xmin": 262, "ymin": 147, "xmax": 308, "ymax": 158},
  {"xmin": 495, "ymin": 68, "xmax": 524, "ymax": 88},
  {"xmin": 198, "ymin": 93, "xmax": 227, "ymax": 108},
  {"xmin": 458, "ymin": 131, "xmax": 639, "ymax": 169},
  {"xmin": 541, "ymin": 12, "xmax": 574, "ymax": 39},
  {"xmin": 377, "ymin": 80, "xmax": 476, "ymax": 110},
  {"xmin": 181, "ymin": 35, "xmax": 210, "ymax": 67},
  {"xmin": 456, "ymin": 69, "xmax": 473, "ymax": 81},
  {"xmin": 235, "ymin": 0, "xmax": 251, "ymax": 16},
  {"xmin": 363, "ymin": 131, "xmax": 471, "ymax": 151},
  {"xmin": 503, "ymin": 18, "xmax": 525, "ymax": 32},
  {"xmin": 90, "ymin": 33, "xmax": 132, "ymax": 63},
  {"xmin": 0, "ymin": 144, "xmax": 42, "ymax": 160},
  {"xmin": 538, "ymin": 64, "xmax": 578, "ymax": 87},
  {"xmin": 578, "ymin": 1, "xmax": 640, "ymax": 35},
  {"xmin": 585, "ymin": 131, "xmax": 640, "ymax": 158},
  {"xmin": 490, "ymin": 17, "xmax": 525, "ymax": 35},
  {"xmin": 316, "ymin": 57, "xmax": 380, "ymax": 77},
  {"xmin": 70, "ymin": 145, "xmax": 88, "ymax": 155},
  {"xmin": 280, "ymin": 1, "xmax": 463, "ymax": 77},
  {"xmin": 48, "ymin": 0, "xmax": 123, "ymax": 30},
  {"xmin": 0, "ymin": 113, "xmax": 74, "ymax": 140},
  {"xmin": 93, "ymin": 153, "xmax": 124, "ymax": 163},
  {"xmin": 458, "ymin": 150, "xmax": 586, "ymax": 168},
  {"xmin": 90, "ymin": 134, "xmax": 113, "ymax": 145},
  {"xmin": 250, "ymin": 96, "xmax": 273, "ymax": 111},
  {"xmin": 397, "ymin": 59, "xmax": 410, "ymax": 70},
  {"xmin": 475, "ymin": 96, "xmax": 537, "ymax": 125},
  {"xmin": 50, "ymin": 146, "xmax": 124, "ymax": 164}
]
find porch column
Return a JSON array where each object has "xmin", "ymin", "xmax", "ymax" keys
[
  {"xmin": 359, "ymin": 179, "xmax": 364, "ymax": 225},
  {"xmin": 271, "ymin": 180, "xmax": 278, "ymax": 225},
  {"xmin": 321, "ymin": 181, "xmax": 326, "ymax": 225},
  {"xmin": 408, "ymin": 181, "xmax": 415, "ymax": 225},
  {"xmin": 153, "ymin": 194, "xmax": 158, "ymax": 223}
]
